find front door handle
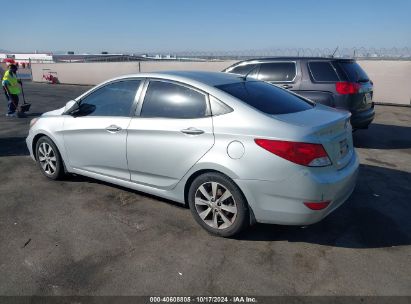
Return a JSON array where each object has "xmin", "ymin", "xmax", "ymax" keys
[
  {"xmin": 106, "ymin": 125, "xmax": 122, "ymax": 133},
  {"xmin": 181, "ymin": 127, "xmax": 204, "ymax": 135},
  {"xmin": 282, "ymin": 84, "xmax": 293, "ymax": 89}
]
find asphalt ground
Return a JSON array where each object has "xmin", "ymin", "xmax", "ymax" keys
[{"xmin": 0, "ymin": 82, "xmax": 410, "ymax": 296}]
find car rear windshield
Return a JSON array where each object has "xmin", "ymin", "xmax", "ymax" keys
[
  {"xmin": 338, "ymin": 61, "xmax": 370, "ymax": 82},
  {"xmin": 216, "ymin": 81, "xmax": 313, "ymax": 115}
]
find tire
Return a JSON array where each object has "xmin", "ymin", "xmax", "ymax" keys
[
  {"xmin": 188, "ymin": 172, "xmax": 249, "ymax": 237},
  {"xmin": 35, "ymin": 136, "xmax": 64, "ymax": 180}
]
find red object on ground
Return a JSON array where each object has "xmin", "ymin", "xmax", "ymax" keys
[{"xmin": 43, "ymin": 74, "xmax": 58, "ymax": 84}]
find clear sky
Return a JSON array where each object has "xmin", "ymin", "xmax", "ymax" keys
[{"xmin": 2, "ymin": 0, "xmax": 410, "ymax": 53}]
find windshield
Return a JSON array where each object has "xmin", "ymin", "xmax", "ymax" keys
[{"xmin": 216, "ymin": 81, "xmax": 313, "ymax": 115}]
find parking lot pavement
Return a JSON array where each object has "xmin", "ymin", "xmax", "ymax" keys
[{"xmin": 0, "ymin": 82, "xmax": 410, "ymax": 296}]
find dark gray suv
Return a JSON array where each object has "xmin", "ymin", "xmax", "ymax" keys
[{"xmin": 223, "ymin": 57, "xmax": 375, "ymax": 129}]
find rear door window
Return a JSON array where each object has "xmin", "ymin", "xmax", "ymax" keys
[
  {"xmin": 257, "ymin": 62, "xmax": 296, "ymax": 82},
  {"xmin": 337, "ymin": 61, "xmax": 370, "ymax": 82},
  {"xmin": 216, "ymin": 81, "xmax": 313, "ymax": 115},
  {"xmin": 308, "ymin": 61, "xmax": 340, "ymax": 82},
  {"xmin": 140, "ymin": 80, "xmax": 208, "ymax": 119}
]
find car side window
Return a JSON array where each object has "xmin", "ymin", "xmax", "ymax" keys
[
  {"xmin": 228, "ymin": 64, "xmax": 258, "ymax": 77},
  {"xmin": 258, "ymin": 62, "xmax": 296, "ymax": 82},
  {"xmin": 78, "ymin": 80, "xmax": 141, "ymax": 117},
  {"xmin": 209, "ymin": 96, "xmax": 233, "ymax": 116},
  {"xmin": 308, "ymin": 61, "xmax": 340, "ymax": 82},
  {"xmin": 140, "ymin": 81, "xmax": 208, "ymax": 119}
]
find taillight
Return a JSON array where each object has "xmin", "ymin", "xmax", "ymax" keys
[
  {"xmin": 335, "ymin": 82, "xmax": 361, "ymax": 95},
  {"xmin": 304, "ymin": 201, "xmax": 331, "ymax": 210},
  {"xmin": 254, "ymin": 139, "xmax": 331, "ymax": 167}
]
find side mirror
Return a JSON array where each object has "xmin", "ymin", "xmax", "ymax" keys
[{"xmin": 63, "ymin": 100, "xmax": 79, "ymax": 115}]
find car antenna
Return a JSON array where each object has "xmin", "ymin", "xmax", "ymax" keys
[
  {"xmin": 241, "ymin": 64, "xmax": 259, "ymax": 81},
  {"xmin": 331, "ymin": 46, "xmax": 339, "ymax": 58}
]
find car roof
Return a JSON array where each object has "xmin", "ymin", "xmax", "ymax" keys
[
  {"xmin": 230, "ymin": 57, "xmax": 355, "ymax": 64},
  {"xmin": 112, "ymin": 71, "xmax": 245, "ymax": 87},
  {"xmin": 161, "ymin": 70, "xmax": 245, "ymax": 85}
]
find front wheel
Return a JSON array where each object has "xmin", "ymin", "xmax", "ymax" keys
[
  {"xmin": 188, "ymin": 172, "xmax": 249, "ymax": 237},
  {"xmin": 35, "ymin": 136, "xmax": 64, "ymax": 180}
]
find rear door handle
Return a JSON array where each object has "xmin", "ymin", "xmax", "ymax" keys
[
  {"xmin": 105, "ymin": 125, "xmax": 122, "ymax": 133},
  {"xmin": 282, "ymin": 84, "xmax": 293, "ymax": 89},
  {"xmin": 181, "ymin": 127, "xmax": 204, "ymax": 135}
]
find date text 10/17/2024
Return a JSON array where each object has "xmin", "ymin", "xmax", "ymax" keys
[{"xmin": 149, "ymin": 296, "xmax": 258, "ymax": 303}]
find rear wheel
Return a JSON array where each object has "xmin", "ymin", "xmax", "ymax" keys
[
  {"xmin": 188, "ymin": 172, "xmax": 249, "ymax": 237},
  {"xmin": 35, "ymin": 136, "xmax": 64, "ymax": 180}
]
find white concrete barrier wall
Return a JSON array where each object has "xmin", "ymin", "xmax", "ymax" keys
[
  {"xmin": 31, "ymin": 62, "xmax": 142, "ymax": 86},
  {"xmin": 31, "ymin": 60, "xmax": 410, "ymax": 105},
  {"xmin": 140, "ymin": 61, "xmax": 237, "ymax": 73},
  {"xmin": 31, "ymin": 61, "xmax": 236, "ymax": 86},
  {"xmin": 358, "ymin": 61, "xmax": 411, "ymax": 105}
]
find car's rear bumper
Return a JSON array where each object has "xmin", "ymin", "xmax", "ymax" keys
[
  {"xmin": 350, "ymin": 104, "xmax": 375, "ymax": 129},
  {"xmin": 235, "ymin": 152, "xmax": 359, "ymax": 225}
]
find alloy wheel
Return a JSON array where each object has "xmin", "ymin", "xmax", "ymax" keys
[
  {"xmin": 194, "ymin": 181, "xmax": 238, "ymax": 229},
  {"xmin": 38, "ymin": 142, "xmax": 57, "ymax": 175}
]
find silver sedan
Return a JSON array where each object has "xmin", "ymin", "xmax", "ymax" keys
[{"xmin": 26, "ymin": 71, "xmax": 359, "ymax": 237}]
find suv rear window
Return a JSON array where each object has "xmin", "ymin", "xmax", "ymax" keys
[
  {"xmin": 338, "ymin": 61, "xmax": 370, "ymax": 82},
  {"xmin": 216, "ymin": 81, "xmax": 313, "ymax": 115},
  {"xmin": 308, "ymin": 61, "xmax": 340, "ymax": 82}
]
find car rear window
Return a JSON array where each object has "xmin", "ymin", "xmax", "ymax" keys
[
  {"xmin": 216, "ymin": 81, "xmax": 313, "ymax": 115},
  {"xmin": 338, "ymin": 61, "xmax": 370, "ymax": 82},
  {"xmin": 308, "ymin": 61, "xmax": 340, "ymax": 82}
]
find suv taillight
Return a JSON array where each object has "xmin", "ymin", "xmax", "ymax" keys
[
  {"xmin": 255, "ymin": 139, "xmax": 331, "ymax": 167},
  {"xmin": 336, "ymin": 82, "xmax": 361, "ymax": 95}
]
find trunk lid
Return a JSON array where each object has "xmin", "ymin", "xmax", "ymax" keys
[{"xmin": 273, "ymin": 105, "xmax": 354, "ymax": 170}]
